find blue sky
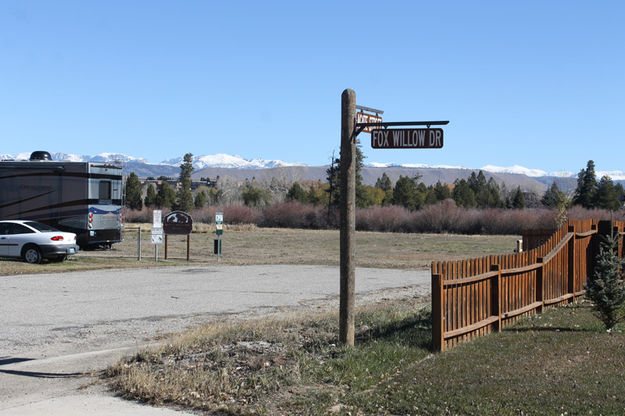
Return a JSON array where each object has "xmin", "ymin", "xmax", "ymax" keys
[{"xmin": 1, "ymin": 1, "xmax": 623, "ymax": 173}]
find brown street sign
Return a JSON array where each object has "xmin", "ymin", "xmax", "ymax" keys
[
  {"xmin": 371, "ymin": 128, "xmax": 444, "ymax": 149},
  {"xmin": 356, "ymin": 111, "xmax": 382, "ymax": 133}
]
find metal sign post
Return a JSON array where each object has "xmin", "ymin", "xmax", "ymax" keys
[
  {"xmin": 152, "ymin": 210, "xmax": 163, "ymax": 262},
  {"xmin": 215, "ymin": 212, "xmax": 223, "ymax": 262}
]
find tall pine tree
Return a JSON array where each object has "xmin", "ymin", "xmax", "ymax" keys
[
  {"xmin": 125, "ymin": 172, "xmax": 143, "ymax": 210},
  {"xmin": 573, "ymin": 160, "xmax": 598, "ymax": 208},
  {"xmin": 176, "ymin": 153, "xmax": 194, "ymax": 212}
]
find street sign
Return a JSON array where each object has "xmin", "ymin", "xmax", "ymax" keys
[
  {"xmin": 356, "ymin": 111, "xmax": 382, "ymax": 133},
  {"xmin": 371, "ymin": 128, "xmax": 444, "ymax": 149}
]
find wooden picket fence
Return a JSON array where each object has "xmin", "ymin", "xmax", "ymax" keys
[{"xmin": 431, "ymin": 219, "xmax": 625, "ymax": 351}]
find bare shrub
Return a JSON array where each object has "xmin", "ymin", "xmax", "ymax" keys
[
  {"xmin": 260, "ymin": 202, "xmax": 319, "ymax": 229},
  {"xmin": 356, "ymin": 205, "xmax": 413, "ymax": 232},
  {"xmin": 124, "ymin": 207, "xmax": 170, "ymax": 223},
  {"xmin": 223, "ymin": 205, "xmax": 261, "ymax": 224}
]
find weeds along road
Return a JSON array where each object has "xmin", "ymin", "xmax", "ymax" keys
[{"xmin": 0, "ymin": 265, "xmax": 430, "ymax": 414}]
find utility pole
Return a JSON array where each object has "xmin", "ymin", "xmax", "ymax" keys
[{"xmin": 339, "ymin": 88, "xmax": 356, "ymax": 346}]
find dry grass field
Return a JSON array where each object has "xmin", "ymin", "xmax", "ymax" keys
[{"xmin": 0, "ymin": 224, "xmax": 519, "ymax": 276}]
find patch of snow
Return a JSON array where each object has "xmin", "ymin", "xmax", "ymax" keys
[{"xmin": 481, "ymin": 164, "xmax": 548, "ymax": 177}]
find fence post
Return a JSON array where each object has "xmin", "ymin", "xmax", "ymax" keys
[
  {"xmin": 568, "ymin": 225, "xmax": 575, "ymax": 301},
  {"xmin": 164, "ymin": 234, "xmax": 168, "ymax": 259},
  {"xmin": 431, "ymin": 273, "xmax": 444, "ymax": 352},
  {"xmin": 490, "ymin": 264, "xmax": 502, "ymax": 332},
  {"xmin": 536, "ymin": 257, "xmax": 544, "ymax": 313},
  {"xmin": 138, "ymin": 227, "xmax": 142, "ymax": 261}
]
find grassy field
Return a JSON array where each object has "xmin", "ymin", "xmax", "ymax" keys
[
  {"xmin": 107, "ymin": 298, "xmax": 625, "ymax": 415},
  {"xmin": 0, "ymin": 224, "xmax": 519, "ymax": 275}
]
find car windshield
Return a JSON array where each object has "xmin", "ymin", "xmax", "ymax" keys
[{"xmin": 23, "ymin": 221, "xmax": 60, "ymax": 232}]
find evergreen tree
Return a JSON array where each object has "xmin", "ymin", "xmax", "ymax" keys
[
  {"xmin": 242, "ymin": 186, "xmax": 271, "ymax": 207},
  {"xmin": 573, "ymin": 160, "xmax": 598, "ymax": 208},
  {"xmin": 595, "ymin": 175, "xmax": 621, "ymax": 211},
  {"xmin": 375, "ymin": 173, "xmax": 393, "ymax": 191},
  {"xmin": 392, "ymin": 176, "xmax": 420, "ymax": 210},
  {"xmin": 485, "ymin": 178, "xmax": 503, "ymax": 208},
  {"xmin": 433, "ymin": 181, "xmax": 452, "ymax": 201},
  {"xmin": 325, "ymin": 154, "xmax": 340, "ymax": 207},
  {"xmin": 326, "ymin": 144, "xmax": 367, "ymax": 207},
  {"xmin": 585, "ymin": 233, "xmax": 625, "ymax": 329},
  {"xmin": 156, "ymin": 182, "xmax": 176, "ymax": 209},
  {"xmin": 125, "ymin": 172, "xmax": 143, "ymax": 210},
  {"xmin": 144, "ymin": 183, "xmax": 157, "ymax": 207},
  {"xmin": 511, "ymin": 186, "xmax": 525, "ymax": 209},
  {"xmin": 176, "ymin": 153, "xmax": 194, "ymax": 212},
  {"xmin": 542, "ymin": 182, "xmax": 566, "ymax": 208},
  {"xmin": 194, "ymin": 190, "xmax": 207, "ymax": 208},
  {"xmin": 424, "ymin": 187, "xmax": 439, "ymax": 205},
  {"xmin": 287, "ymin": 182, "xmax": 309, "ymax": 203},
  {"xmin": 452, "ymin": 179, "xmax": 476, "ymax": 208}
]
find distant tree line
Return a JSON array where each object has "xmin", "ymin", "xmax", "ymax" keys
[{"xmin": 124, "ymin": 150, "xmax": 625, "ymax": 216}]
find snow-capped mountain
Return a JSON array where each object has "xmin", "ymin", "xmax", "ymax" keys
[
  {"xmin": 161, "ymin": 154, "xmax": 306, "ymax": 170},
  {"xmin": 3, "ymin": 151, "xmax": 624, "ymax": 185},
  {"xmin": 0, "ymin": 151, "xmax": 303, "ymax": 170}
]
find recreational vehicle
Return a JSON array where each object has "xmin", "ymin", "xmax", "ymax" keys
[{"xmin": 0, "ymin": 151, "xmax": 123, "ymax": 248}]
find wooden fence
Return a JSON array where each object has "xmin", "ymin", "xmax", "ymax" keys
[{"xmin": 431, "ymin": 219, "xmax": 625, "ymax": 351}]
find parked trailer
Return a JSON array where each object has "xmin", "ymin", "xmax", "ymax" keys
[{"xmin": 0, "ymin": 151, "xmax": 123, "ymax": 248}]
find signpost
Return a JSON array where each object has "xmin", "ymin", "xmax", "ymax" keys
[
  {"xmin": 338, "ymin": 88, "xmax": 448, "ymax": 347},
  {"xmin": 152, "ymin": 210, "xmax": 163, "ymax": 262},
  {"xmin": 215, "ymin": 212, "xmax": 223, "ymax": 262},
  {"xmin": 163, "ymin": 211, "xmax": 193, "ymax": 261}
]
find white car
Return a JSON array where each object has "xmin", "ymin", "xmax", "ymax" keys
[{"xmin": 0, "ymin": 220, "xmax": 79, "ymax": 264}]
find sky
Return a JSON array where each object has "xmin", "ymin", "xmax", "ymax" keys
[{"xmin": 1, "ymin": 1, "xmax": 623, "ymax": 173}]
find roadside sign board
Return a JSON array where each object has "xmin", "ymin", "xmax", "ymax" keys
[
  {"xmin": 163, "ymin": 211, "xmax": 193, "ymax": 235},
  {"xmin": 371, "ymin": 128, "xmax": 444, "ymax": 149},
  {"xmin": 153, "ymin": 210, "xmax": 162, "ymax": 228},
  {"xmin": 216, "ymin": 212, "xmax": 223, "ymax": 236},
  {"xmin": 151, "ymin": 227, "xmax": 163, "ymax": 244},
  {"xmin": 356, "ymin": 112, "xmax": 382, "ymax": 133}
]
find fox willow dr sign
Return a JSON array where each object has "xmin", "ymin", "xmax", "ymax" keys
[{"xmin": 371, "ymin": 128, "xmax": 443, "ymax": 149}]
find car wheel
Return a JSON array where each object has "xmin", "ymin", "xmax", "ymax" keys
[{"xmin": 23, "ymin": 245, "xmax": 42, "ymax": 264}]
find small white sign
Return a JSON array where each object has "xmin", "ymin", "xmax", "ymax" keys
[
  {"xmin": 153, "ymin": 210, "xmax": 162, "ymax": 228},
  {"xmin": 216, "ymin": 223, "xmax": 223, "ymax": 231},
  {"xmin": 216, "ymin": 212, "xmax": 223, "ymax": 224},
  {"xmin": 151, "ymin": 227, "xmax": 163, "ymax": 244}
]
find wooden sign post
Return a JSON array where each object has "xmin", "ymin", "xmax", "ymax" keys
[
  {"xmin": 163, "ymin": 211, "xmax": 193, "ymax": 261},
  {"xmin": 338, "ymin": 89, "xmax": 448, "ymax": 347}
]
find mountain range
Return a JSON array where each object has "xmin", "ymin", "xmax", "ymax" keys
[{"xmin": 2, "ymin": 151, "xmax": 624, "ymax": 194}]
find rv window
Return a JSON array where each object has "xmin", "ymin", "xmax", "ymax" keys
[{"xmin": 99, "ymin": 181, "xmax": 112, "ymax": 202}]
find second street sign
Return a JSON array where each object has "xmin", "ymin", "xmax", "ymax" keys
[{"xmin": 371, "ymin": 128, "xmax": 444, "ymax": 149}]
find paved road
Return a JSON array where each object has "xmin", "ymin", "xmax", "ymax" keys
[{"xmin": 0, "ymin": 265, "xmax": 430, "ymax": 415}]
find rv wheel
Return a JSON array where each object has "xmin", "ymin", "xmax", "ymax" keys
[{"xmin": 23, "ymin": 245, "xmax": 42, "ymax": 264}]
